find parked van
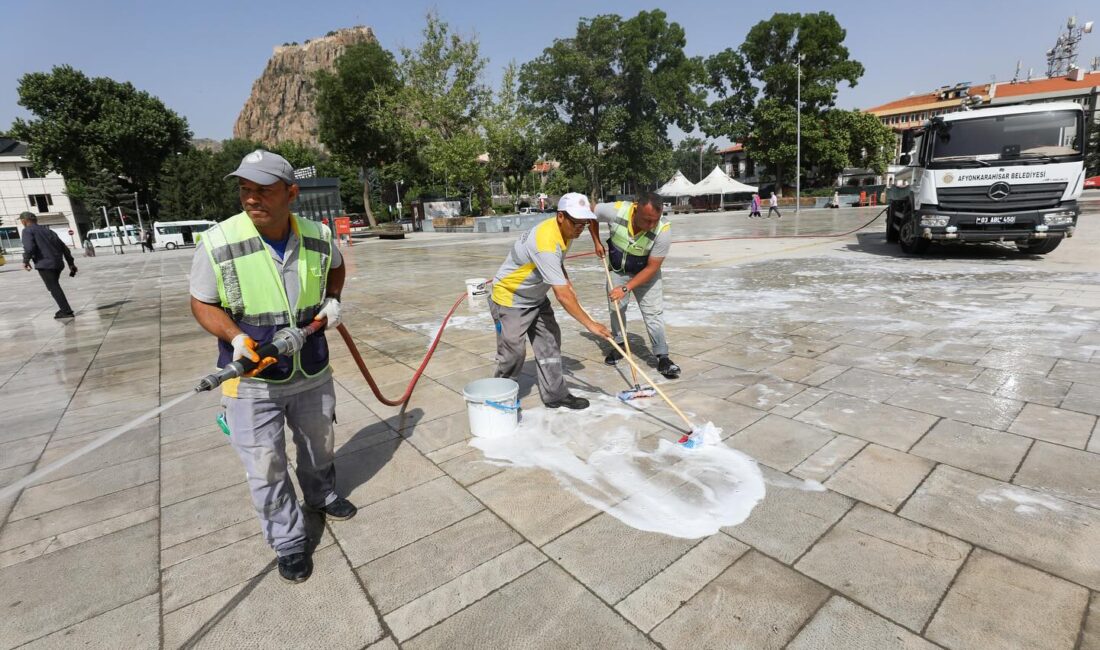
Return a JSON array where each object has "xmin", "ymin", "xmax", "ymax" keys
[
  {"xmin": 153, "ymin": 220, "xmax": 216, "ymax": 249},
  {"xmin": 85, "ymin": 225, "xmax": 140, "ymax": 248}
]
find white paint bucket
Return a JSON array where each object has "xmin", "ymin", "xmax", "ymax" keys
[
  {"xmin": 465, "ymin": 278, "xmax": 488, "ymax": 301},
  {"xmin": 463, "ymin": 378, "xmax": 519, "ymax": 438}
]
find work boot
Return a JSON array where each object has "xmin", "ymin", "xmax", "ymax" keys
[
  {"xmin": 546, "ymin": 394, "xmax": 590, "ymax": 410},
  {"xmin": 54, "ymin": 310, "xmax": 74, "ymax": 319},
  {"xmin": 320, "ymin": 497, "xmax": 357, "ymax": 521},
  {"xmin": 605, "ymin": 347, "xmax": 623, "ymax": 366},
  {"xmin": 657, "ymin": 355, "xmax": 681, "ymax": 379},
  {"xmin": 277, "ymin": 552, "xmax": 313, "ymax": 583}
]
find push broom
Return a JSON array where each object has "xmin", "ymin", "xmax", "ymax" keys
[{"xmin": 601, "ymin": 254, "xmax": 656, "ymax": 402}]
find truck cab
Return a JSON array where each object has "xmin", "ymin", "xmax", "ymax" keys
[{"xmin": 886, "ymin": 102, "xmax": 1087, "ymax": 255}]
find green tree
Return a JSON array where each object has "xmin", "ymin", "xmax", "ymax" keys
[
  {"xmin": 729, "ymin": 12, "xmax": 864, "ymax": 190},
  {"xmin": 701, "ymin": 48, "xmax": 757, "ymax": 146},
  {"xmin": 521, "ymin": 10, "xmax": 705, "ymax": 197},
  {"xmin": 398, "ymin": 12, "xmax": 491, "ymax": 212},
  {"xmin": 670, "ymin": 137, "xmax": 721, "ymax": 183},
  {"xmin": 483, "ymin": 62, "xmax": 540, "ymax": 211},
  {"xmin": 314, "ymin": 40, "xmax": 403, "ymax": 227},
  {"xmin": 10, "ymin": 65, "xmax": 191, "ymax": 197},
  {"xmin": 67, "ymin": 168, "xmax": 131, "ymax": 226}
]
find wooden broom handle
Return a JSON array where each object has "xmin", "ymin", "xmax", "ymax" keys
[
  {"xmin": 601, "ymin": 254, "xmax": 639, "ymax": 387},
  {"xmin": 604, "ymin": 338, "xmax": 695, "ymax": 433}
]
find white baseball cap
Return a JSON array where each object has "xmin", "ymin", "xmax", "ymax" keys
[{"xmin": 557, "ymin": 192, "xmax": 597, "ymax": 220}]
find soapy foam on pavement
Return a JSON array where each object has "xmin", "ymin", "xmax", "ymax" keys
[{"xmin": 470, "ymin": 395, "xmax": 765, "ymax": 539}]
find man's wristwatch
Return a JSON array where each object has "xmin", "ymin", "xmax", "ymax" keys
[{"xmin": 620, "ymin": 285, "xmax": 631, "ymax": 294}]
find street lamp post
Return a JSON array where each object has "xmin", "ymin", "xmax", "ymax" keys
[
  {"xmin": 698, "ymin": 142, "xmax": 704, "ymax": 181},
  {"xmin": 796, "ymin": 52, "xmax": 804, "ymax": 215},
  {"xmin": 394, "ymin": 179, "xmax": 403, "ymax": 220}
]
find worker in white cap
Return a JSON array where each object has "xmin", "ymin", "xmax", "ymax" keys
[{"xmin": 488, "ymin": 192, "xmax": 612, "ymax": 410}]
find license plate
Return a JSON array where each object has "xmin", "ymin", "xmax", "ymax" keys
[{"xmin": 975, "ymin": 216, "xmax": 1015, "ymax": 225}]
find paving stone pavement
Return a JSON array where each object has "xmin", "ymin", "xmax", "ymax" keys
[{"xmin": 3, "ymin": 201, "xmax": 1100, "ymax": 648}]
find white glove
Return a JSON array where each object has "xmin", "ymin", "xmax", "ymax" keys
[
  {"xmin": 315, "ymin": 297, "xmax": 341, "ymax": 329},
  {"xmin": 230, "ymin": 333, "xmax": 259, "ymax": 362}
]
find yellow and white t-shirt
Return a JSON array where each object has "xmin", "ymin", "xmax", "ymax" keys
[{"xmin": 491, "ymin": 217, "xmax": 571, "ymax": 308}]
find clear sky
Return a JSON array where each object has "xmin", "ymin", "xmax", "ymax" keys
[{"xmin": 3, "ymin": 0, "xmax": 1097, "ymax": 142}]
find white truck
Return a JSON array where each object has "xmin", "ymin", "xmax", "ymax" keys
[{"xmin": 886, "ymin": 102, "xmax": 1087, "ymax": 255}]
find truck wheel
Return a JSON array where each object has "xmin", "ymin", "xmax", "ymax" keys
[
  {"xmin": 885, "ymin": 205, "xmax": 899, "ymax": 243},
  {"xmin": 165, "ymin": 242, "xmax": 177, "ymax": 250},
  {"xmin": 1017, "ymin": 238, "xmax": 1061, "ymax": 255},
  {"xmin": 898, "ymin": 215, "xmax": 930, "ymax": 254}
]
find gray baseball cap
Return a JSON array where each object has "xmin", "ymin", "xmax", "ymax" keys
[{"xmin": 225, "ymin": 149, "xmax": 296, "ymax": 186}]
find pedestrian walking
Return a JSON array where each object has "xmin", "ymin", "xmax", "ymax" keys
[
  {"xmin": 768, "ymin": 192, "xmax": 782, "ymax": 219},
  {"xmin": 189, "ymin": 149, "xmax": 354, "ymax": 584},
  {"xmin": 141, "ymin": 228, "xmax": 155, "ymax": 252},
  {"xmin": 19, "ymin": 212, "xmax": 77, "ymax": 319},
  {"xmin": 749, "ymin": 193, "xmax": 762, "ymax": 218},
  {"xmin": 489, "ymin": 193, "xmax": 612, "ymax": 410}
]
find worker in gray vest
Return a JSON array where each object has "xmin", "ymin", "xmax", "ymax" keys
[{"xmin": 593, "ymin": 191, "xmax": 680, "ymax": 379}]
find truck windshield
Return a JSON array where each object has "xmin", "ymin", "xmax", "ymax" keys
[{"xmin": 930, "ymin": 110, "xmax": 1082, "ymax": 164}]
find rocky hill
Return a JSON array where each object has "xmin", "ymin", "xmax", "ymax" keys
[{"xmin": 233, "ymin": 26, "xmax": 376, "ymax": 149}]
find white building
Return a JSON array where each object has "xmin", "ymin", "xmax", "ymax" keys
[{"xmin": 0, "ymin": 138, "xmax": 86, "ymax": 249}]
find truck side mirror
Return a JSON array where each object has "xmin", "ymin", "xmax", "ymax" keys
[{"xmin": 899, "ymin": 153, "xmax": 912, "ymax": 166}]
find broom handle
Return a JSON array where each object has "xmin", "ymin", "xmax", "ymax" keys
[
  {"xmin": 601, "ymin": 254, "xmax": 639, "ymax": 387},
  {"xmin": 605, "ymin": 338, "xmax": 696, "ymax": 432}
]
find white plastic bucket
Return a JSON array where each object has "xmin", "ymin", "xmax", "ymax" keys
[
  {"xmin": 463, "ymin": 378, "xmax": 519, "ymax": 438},
  {"xmin": 465, "ymin": 278, "xmax": 488, "ymax": 301}
]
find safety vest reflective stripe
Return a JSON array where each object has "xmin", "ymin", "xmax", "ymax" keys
[{"xmin": 608, "ymin": 202, "xmax": 670, "ymax": 257}]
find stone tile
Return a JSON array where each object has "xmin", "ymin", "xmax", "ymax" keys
[
  {"xmin": 728, "ymin": 378, "xmax": 806, "ymax": 411},
  {"xmin": 769, "ymin": 386, "xmax": 830, "ymax": 418},
  {"xmin": 796, "ymin": 504, "xmax": 969, "ymax": 631},
  {"xmin": 976, "ymin": 348, "xmax": 1057, "ymax": 375},
  {"xmin": 0, "ymin": 434, "xmax": 48, "ymax": 471},
  {"xmin": 1061, "ymin": 382, "xmax": 1100, "ymax": 417},
  {"xmin": 400, "ymin": 411, "xmax": 470, "ymax": 454},
  {"xmin": 766, "ymin": 356, "xmax": 841, "ymax": 383},
  {"xmin": 825, "ymin": 444, "xmax": 935, "ymax": 511},
  {"xmin": 791, "ymin": 434, "xmax": 867, "ymax": 483},
  {"xmin": 820, "ymin": 367, "xmax": 912, "ymax": 403},
  {"xmin": 160, "ymin": 444, "xmax": 244, "ymax": 506},
  {"xmin": 544, "ymin": 513, "xmax": 698, "ymax": 603},
  {"xmin": 1082, "ymin": 594, "xmax": 1100, "ymax": 650},
  {"xmin": 1014, "ymin": 441, "xmax": 1100, "ymax": 508},
  {"xmin": 788, "ymin": 596, "xmax": 939, "ymax": 650},
  {"xmin": 729, "ymin": 414, "xmax": 834, "ymax": 472},
  {"xmin": 726, "ymin": 466, "xmax": 853, "ymax": 562},
  {"xmin": 162, "ymin": 545, "xmax": 384, "ymax": 649},
  {"xmin": 358, "ymin": 510, "xmax": 521, "ymax": 614},
  {"xmin": 336, "ymin": 476, "xmax": 484, "ymax": 567},
  {"xmin": 335, "ymin": 438, "xmax": 443, "ymax": 508},
  {"xmin": 796, "ymin": 393, "xmax": 937, "ymax": 450},
  {"xmin": 19, "ymin": 594, "xmax": 159, "ymax": 650},
  {"xmin": 402, "ymin": 562, "xmax": 653, "ymax": 649},
  {"xmin": 384, "ymin": 543, "xmax": 546, "ymax": 641},
  {"xmin": 901, "ymin": 465, "xmax": 1100, "ymax": 590},
  {"xmin": 0, "ymin": 521, "xmax": 158, "ymax": 648},
  {"xmin": 0, "ymin": 481, "xmax": 157, "ymax": 552},
  {"xmin": 615, "ymin": 533, "xmax": 748, "ymax": 632},
  {"xmin": 437, "ymin": 447, "xmax": 505, "ymax": 486},
  {"xmin": 9, "ymin": 455, "xmax": 158, "ymax": 520},
  {"xmin": 160, "ymin": 482, "xmax": 254, "ymax": 549},
  {"xmin": 994, "ymin": 373, "xmax": 1072, "ymax": 407},
  {"xmin": 1, "ymin": 505, "xmax": 157, "ymax": 569},
  {"xmin": 661, "ymin": 391, "xmax": 766, "ymax": 439},
  {"xmin": 697, "ymin": 345, "xmax": 789, "ymax": 371},
  {"xmin": 1049, "ymin": 358, "xmax": 1100, "ymax": 386},
  {"xmin": 926, "ymin": 550, "xmax": 1088, "ymax": 650},
  {"xmin": 653, "ymin": 551, "xmax": 830, "ymax": 650},
  {"xmin": 886, "ymin": 381, "xmax": 1023, "ymax": 430},
  {"xmin": 910, "ymin": 419, "xmax": 1031, "ymax": 481},
  {"xmin": 469, "ymin": 468, "xmax": 599, "ymax": 546},
  {"xmin": 1008, "ymin": 403, "xmax": 1095, "ymax": 448},
  {"xmin": 162, "ymin": 519, "xmax": 258, "ymax": 569}
]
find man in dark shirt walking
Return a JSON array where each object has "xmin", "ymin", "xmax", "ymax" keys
[{"xmin": 20, "ymin": 212, "xmax": 77, "ymax": 319}]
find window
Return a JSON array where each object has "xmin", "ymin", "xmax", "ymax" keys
[
  {"xmin": 19, "ymin": 166, "xmax": 41, "ymax": 179},
  {"xmin": 27, "ymin": 194, "xmax": 53, "ymax": 213}
]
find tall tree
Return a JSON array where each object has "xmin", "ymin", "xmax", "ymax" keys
[
  {"xmin": 398, "ymin": 12, "xmax": 491, "ymax": 211},
  {"xmin": 670, "ymin": 138, "xmax": 721, "ymax": 183},
  {"xmin": 10, "ymin": 65, "xmax": 191, "ymax": 196},
  {"xmin": 315, "ymin": 40, "xmax": 402, "ymax": 227},
  {"xmin": 521, "ymin": 10, "xmax": 705, "ymax": 197},
  {"xmin": 714, "ymin": 12, "xmax": 863, "ymax": 190},
  {"xmin": 483, "ymin": 62, "xmax": 540, "ymax": 210}
]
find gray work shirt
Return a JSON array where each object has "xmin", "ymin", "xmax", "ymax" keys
[
  {"xmin": 594, "ymin": 202, "xmax": 672, "ymax": 258},
  {"xmin": 189, "ymin": 229, "xmax": 343, "ymax": 399}
]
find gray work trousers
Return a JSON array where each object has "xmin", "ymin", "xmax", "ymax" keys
[
  {"xmin": 607, "ymin": 269, "xmax": 669, "ymax": 357},
  {"xmin": 223, "ymin": 378, "xmax": 338, "ymax": 557},
  {"xmin": 488, "ymin": 297, "xmax": 569, "ymax": 403}
]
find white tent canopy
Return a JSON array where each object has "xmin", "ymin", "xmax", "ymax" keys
[
  {"xmin": 655, "ymin": 170, "xmax": 697, "ymax": 197},
  {"xmin": 688, "ymin": 166, "xmax": 757, "ymax": 196}
]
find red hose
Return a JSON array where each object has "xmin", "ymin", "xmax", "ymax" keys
[
  {"xmin": 336, "ymin": 209, "xmax": 885, "ymax": 406},
  {"xmin": 335, "ymin": 290, "xmax": 469, "ymax": 406}
]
